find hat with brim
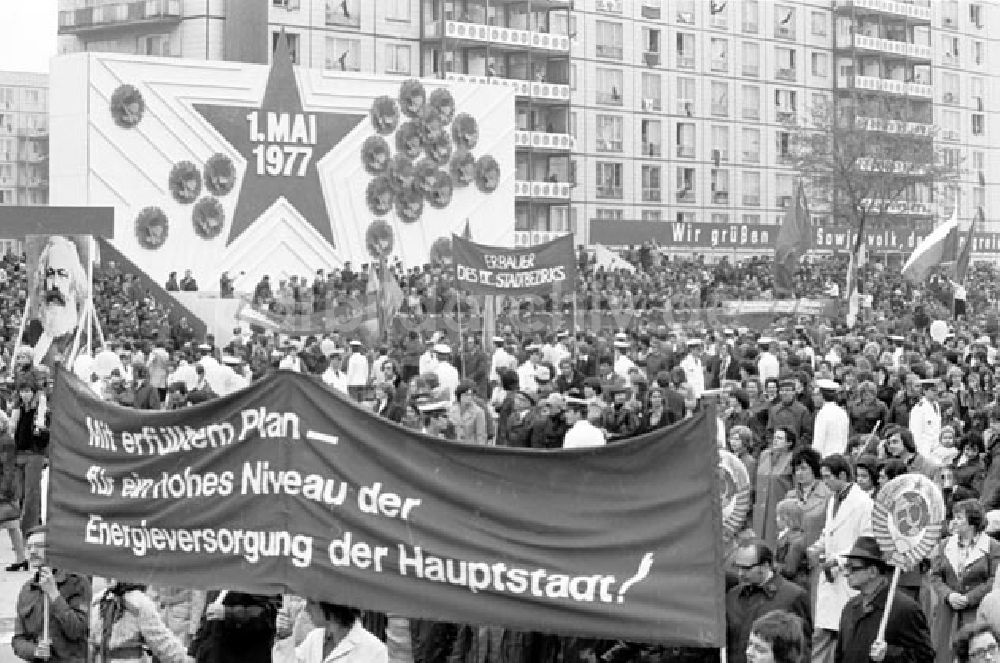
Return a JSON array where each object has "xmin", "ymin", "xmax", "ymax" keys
[
  {"xmin": 434, "ymin": 344, "xmax": 452, "ymax": 354},
  {"xmin": 221, "ymin": 356, "xmax": 243, "ymax": 366},
  {"xmin": 815, "ymin": 378, "xmax": 840, "ymax": 392},
  {"xmin": 417, "ymin": 401, "xmax": 450, "ymax": 415},
  {"xmin": 686, "ymin": 339, "xmax": 703, "ymax": 347},
  {"xmin": 492, "ymin": 336, "xmax": 505, "ymax": 344},
  {"xmin": 758, "ymin": 337, "xmax": 774, "ymax": 345},
  {"xmin": 613, "ymin": 341, "xmax": 630, "ymax": 349},
  {"xmin": 842, "ymin": 536, "xmax": 888, "ymax": 568},
  {"xmin": 198, "ymin": 344, "xmax": 212, "ymax": 351},
  {"xmin": 889, "ymin": 335, "xmax": 904, "ymax": 342},
  {"xmin": 349, "ymin": 340, "xmax": 362, "ymax": 347}
]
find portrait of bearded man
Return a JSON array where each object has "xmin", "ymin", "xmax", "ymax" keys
[{"xmin": 22, "ymin": 235, "xmax": 90, "ymax": 366}]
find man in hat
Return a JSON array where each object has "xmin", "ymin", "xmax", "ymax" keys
[
  {"xmin": 434, "ymin": 344, "xmax": 459, "ymax": 403},
  {"xmin": 278, "ymin": 343, "xmax": 302, "ymax": 373},
  {"xmin": 836, "ymin": 536, "xmax": 934, "ymax": 663},
  {"xmin": 322, "ymin": 347, "xmax": 348, "ymax": 395},
  {"xmin": 767, "ymin": 378, "xmax": 813, "ymax": 446},
  {"xmin": 909, "ymin": 379, "xmax": 942, "ymax": 459},
  {"xmin": 346, "ymin": 340, "xmax": 369, "ymax": 401},
  {"xmin": 758, "ymin": 338, "xmax": 780, "ymax": 382},
  {"xmin": 813, "ymin": 379, "xmax": 849, "ymax": 458},
  {"xmin": 613, "ymin": 336, "xmax": 637, "ymax": 385},
  {"xmin": 679, "ymin": 338, "xmax": 706, "ymax": 398},
  {"xmin": 725, "ymin": 539, "xmax": 811, "ymax": 663},
  {"xmin": 419, "ymin": 336, "xmax": 439, "ymax": 376},
  {"xmin": 562, "ymin": 398, "xmax": 605, "ymax": 448},
  {"xmin": 489, "ymin": 335, "xmax": 516, "ymax": 384},
  {"xmin": 517, "ymin": 345, "xmax": 543, "ymax": 394}
]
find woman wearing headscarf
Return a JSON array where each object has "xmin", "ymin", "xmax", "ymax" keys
[
  {"xmin": 752, "ymin": 426, "xmax": 797, "ymax": 550},
  {"xmin": 89, "ymin": 581, "xmax": 193, "ymax": 662}
]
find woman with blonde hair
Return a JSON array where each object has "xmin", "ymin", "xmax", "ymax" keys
[{"xmin": 774, "ymin": 498, "xmax": 809, "ymax": 589}]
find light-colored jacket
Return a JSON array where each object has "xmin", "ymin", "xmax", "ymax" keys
[
  {"xmin": 273, "ymin": 622, "xmax": 387, "ymax": 663},
  {"xmin": 813, "ymin": 402, "xmax": 850, "ymax": 458},
  {"xmin": 812, "ymin": 484, "xmax": 873, "ymax": 630},
  {"xmin": 89, "ymin": 590, "xmax": 192, "ymax": 663},
  {"xmin": 909, "ymin": 398, "xmax": 942, "ymax": 458}
]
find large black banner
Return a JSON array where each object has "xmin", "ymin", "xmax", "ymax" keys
[{"xmin": 452, "ymin": 234, "xmax": 577, "ymax": 295}]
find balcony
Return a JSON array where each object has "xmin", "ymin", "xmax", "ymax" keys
[
  {"xmin": 643, "ymin": 51, "xmax": 661, "ymax": 67},
  {"xmin": 743, "ymin": 195, "xmax": 761, "ymax": 206},
  {"xmin": 861, "ymin": 198, "xmax": 933, "ymax": 215},
  {"xmin": 16, "ymin": 127, "xmax": 48, "ymax": 139},
  {"xmin": 643, "ymin": 190, "xmax": 662, "ymax": 202},
  {"xmin": 676, "ymin": 189, "xmax": 696, "ymax": 203},
  {"xmin": 851, "ymin": 35, "xmax": 932, "ymax": 61},
  {"xmin": 596, "ymin": 89, "xmax": 623, "ymax": 106},
  {"xmin": 743, "ymin": 64, "xmax": 759, "ymax": 77},
  {"xmin": 854, "ymin": 115, "xmax": 933, "ymax": 135},
  {"xmin": 712, "ymin": 191, "xmax": 730, "ymax": 204},
  {"xmin": 515, "ymin": 131, "xmax": 575, "ymax": 151},
  {"xmin": 776, "ymin": 67, "xmax": 796, "ymax": 82},
  {"xmin": 58, "ymin": 0, "xmax": 181, "ymax": 34},
  {"xmin": 641, "ymin": 1, "xmax": 661, "ymax": 19},
  {"xmin": 676, "ymin": 145, "xmax": 695, "ymax": 158},
  {"xmin": 640, "ymin": 98, "xmax": 662, "ymax": 112},
  {"xmin": 743, "ymin": 150, "xmax": 760, "ymax": 163},
  {"xmin": 677, "ymin": 55, "xmax": 695, "ymax": 69},
  {"xmin": 515, "ymin": 180, "xmax": 572, "ymax": 200},
  {"xmin": 596, "ymin": 0, "xmax": 623, "ymax": 13},
  {"xmin": 835, "ymin": 0, "xmax": 931, "ymax": 23},
  {"xmin": 514, "ymin": 230, "xmax": 570, "ymax": 247},
  {"xmin": 851, "ymin": 75, "xmax": 932, "ymax": 98},
  {"xmin": 596, "ymin": 44, "xmax": 623, "ymax": 59},
  {"xmin": 642, "ymin": 142, "xmax": 662, "ymax": 157},
  {"xmin": 444, "ymin": 73, "xmax": 571, "ymax": 102},
  {"xmin": 428, "ymin": 20, "xmax": 571, "ymax": 52}
]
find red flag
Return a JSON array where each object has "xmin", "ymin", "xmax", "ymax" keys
[
  {"xmin": 773, "ymin": 180, "xmax": 811, "ymax": 297},
  {"xmin": 954, "ymin": 208, "xmax": 981, "ymax": 284}
]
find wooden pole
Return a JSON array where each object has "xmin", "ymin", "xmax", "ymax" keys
[
  {"xmin": 7, "ymin": 306, "xmax": 29, "ymax": 381},
  {"xmin": 876, "ymin": 565, "xmax": 902, "ymax": 643}
]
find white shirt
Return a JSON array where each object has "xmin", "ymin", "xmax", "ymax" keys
[
  {"xmin": 813, "ymin": 401, "xmax": 851, "ymax": 458},
  {"xmin": 614, "ymin": 354, "xmax": 637, "ymax": 384},
  {"xmin": 347, "ymin": 352, "xmax": 370, "ymax": 387},
  {"xmin": 372, "ymin": 355, "xmax": 390, "ymax": 384},
  {"xmin": 322, "ymin": 367, "xmax": 348, "ymax": 395},
  {"xmin": 909, "ymin": 398, "xmax": 942, "ymax": 458},
  {"xmin": 490, "ymin": 347, "xmax": 516, "ymax": 382},
  {"xmin": 419, "ymin": 351, "xmax": 438, "ymax": 376},
  {"xmin": 435, "ymin": 361, "xmax": 460, "ymax": 402},
  {"xmin": 517, "ymin": 361, "xmax": 539, "ymax": 393},
  {"xmin": 563, "ymin": 420, "xmax": 606, "ymax": 449},
  {"xmin": 279, "ymin": 355, "xmax": 302, "ymax": 373},
  {"xmin": 679, "ymin": 353, "xmax": 705, "ymax": 398},
  {"xmin": 758, "ymin": 352, "xmax": 779, "ymax": 382}
]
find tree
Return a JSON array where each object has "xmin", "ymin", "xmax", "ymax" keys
[{"xmin": 789, "ymin": 97, "xmax": 962, "ymax": 236}]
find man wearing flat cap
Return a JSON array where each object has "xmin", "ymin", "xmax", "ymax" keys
[{"xmin": 836, "ymin": 536, "xmax": 934, "ymax": 663}]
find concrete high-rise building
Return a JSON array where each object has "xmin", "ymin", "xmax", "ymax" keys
[
  {"xmin": 55, "ymin": 0, "xmax": 1000, "ymax": 255},
  {"xmin": 0, "ymin": 71, "xmax": 48, "ymax": 255}
]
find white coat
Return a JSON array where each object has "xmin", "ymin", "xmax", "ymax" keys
[
  {"xmin": 813, "ymin": 483, "xmax": 873, "ymax": 630},
  {"xmin": 272, "ymin": 622, "xmax": 387, "ymax": 663},
  {"xmin": 758, "ymin": 352, "xmax": 779, "ymax": 382},
  {"xmin": 908, "ymin": 398, "xmax": 942, "ymax": 458},
  {"xmin": 679, "ymin": 354, "xmax": 705, "ymax": 398},
  {"xmin": 813, "ymin": 401, "xmax": 850, "ymax": 458}
]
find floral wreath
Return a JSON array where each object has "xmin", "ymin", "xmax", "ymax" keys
[
  {"xmin": 110, "ymin": 84, "xmax": 145, "ymax": 129},
  {"xmin": 718, "ymin": 450, "xmax": 751, "ymax": 537},
  {"xmin": 474, "ymin": 155, "xmax": 500, "ymax": 194},
  {"xmin": 203, "ymin": 153, "xmax": 236, "ymax": 196},
  {"xmin": 450, "ymin": 150, "xmax": 475, "ymax": 187},
  {"xmin": 451, "ymin": 113, "xmax": 479, "ymax": 151},
  {"xmin": 395, "ymin": 186, "xmax": 423, "ymax": 223},
  {"xmin": 366, "ymin": 176, "xmax": 394, "ymax": 217},
  {"xmin": 135, "ymin": 207, "xmax": 169, "ymax": 250},
  {"xmin": 370, "ymin": 95, "xmax": 400, "ymax": 135},
  {"xmin": 192, "ymin": 196, "xmax": 225, "ymax": 240},
  {"xmin": 362, "ymin": 136, "xmax": 391, "ymax": 176},
  {"xmin": 387, "ymin": 155, "xmax": 415, "ymax": 193},
  {"xmin": 365, "ymin": 220, "xmax": 395, "ymax": 260},
  {"xmin": 169, "ymin": 161, "xmax": 202, "ymax": 204},
  {"xmin": 395, "ymin": 121, "xmax": 424, "ymax": 160},
  {"xmin": 425, "ymin": 132, "xmax": 453, "ymax": 166},
  {"xmin": 428, "ymin": 171, "xmax": 454, "ymax": 209},
  {"xmin": 429, "ymin": 88, "xmax": 456, "ymax": 124},
  {"xmin": 398, "ymin": 79, "xmax": 426, "ymax": 119}
]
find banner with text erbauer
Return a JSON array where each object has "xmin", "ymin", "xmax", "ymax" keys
[{"xmin": 452, "ymin": 234, "xmax": 577, "ymax": 295}]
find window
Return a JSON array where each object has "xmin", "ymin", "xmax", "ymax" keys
[
  {"xmin": 325, "ymin": 0, "xmax": 359, "ymax": 27},
  {"xmin": 775, "ymin": 5, "xmax": 796, "ymax": 39},
  {"xmin": 676, "ymin": 0, "xmax": 694, "ymax": 24},
  {"xmin": 385, "ymin": 0, "xmax": 410, "ymax": 21},
  {"xmin": 971, "ymin": 3, "xmax": 983, "ymax": 28},
  {"xmin": 676, "ymin": 33, "xmax": 695, "ymax": 69},
  {"xmin": 942, "ymin": 109, "xmax": 961, "ymax": 139},
  {"xmin": 810, "ymin": 10, "xmax": 827, "ymax": 36},
  {"xmin": 676, "ymin": 167, "xmax": 696, "ymax": 202},
  {"xmin": 711, "ymin": 125, "xmax": 729, "ymax": 162},
  {"xmin": 711, "ymin": 169, "xmax": 729, "ymax": 204},
  {"xmin": 710, "ymin": 38, "xmax": 728, "ymax": 72},
  {"xmin": 742, "ymin": 85, "xmax": 760, "ymax": 120},
  {"xmin": 942, "ymin": 73, "xmax": 959, "ymax": 104},
  {"xmin": 974, "ymin": 41, "xmax": 984, "ymax": 65},
  {"xmin": 596, "ymin": 21, "xmax": 624, "ymax": 59},
  {"xmin": 676, "ymin": 212, "xmax": 695, "ymax": 224},
  {"xmin": 943, "ymin": 35, "xmax": 959, "ymax": 65},
  {"xmin": 385, "ymin": 44, "xmax": 410, "ymax": 74},
  {"xmin": 742, "ymin": 42, "xmax": 759, "ymax": 77},
  {"xmin": 973, "ymin": 114, "xmax": 985, "ymax": 136},
  {"xmin": 596, "ymin": 115, "xmax": 623, "ymax": 152},
  {"xmin": 642, "ymin": 210, "xmax": 663, "ymax": 221},
  {"xmin": 642, "ymin": 165, "xmax": 662, "ymax": 202},
  {"xmin": 641, "ymin": 0, "xmax": 661, "ymax": 20},
  {"xmin": 709, "ymin": 0, "xmax": 728, "ymax": 27},
  {"xmin": 677, "ymin": 77, "xmax": 695, "ymax": 115},
  {"xmin": 776, "ymin": 175, "xmax": 793, "ymax": 207},
  {"xmin": 775, "ymin": 47, "xmax": 796, "ymax": 80},
  {"xmin": 711, "ymin": 82, "xmax": 728, "ymax": 116},
  {"xmin": 0, "ymin": 190, "xmax": 11, "ymax": 204},
  {"xmin": 972, "ymin": 77, "xmax": 985, "ymax": 110},
  {"xmin": 775, "ymin": 89, "xmax": 797, "ymax": 122},
  {"xmin": 811, "ymin": 52, "xmax": 828, "ymax": 78},
  {"xmin": 138, "ymin": 34, "xmax": 172, "ymax": 56},
  {"xmin": 0, "ymin": 138, "xmax": 12, "ymax": 161},
  {"xmin": 571, "ymin": 64, "xmax": 577, "ymax": 90},
  {"xmin": 596, "ymin": 162, "xmax": 623, "ymax": 199},
  {"xmin": 642, "ymin": 28, "xmax": 661, "ymax": 66},
  {"xmin": 711, "ymin": 213, "xmax": 730, "ymax": 225},
  {"xmin": 676, "ymin": 122, "xmax": 695, "ymax": 158},
  {"xmin": 326, "ymin": 37, "xmax": 360, "ymax": 71},
  {"xmin": 274, "ymin": 0, "xmax": 300, "ymax": 7},
  {"xmin": 273, "ymin": 32, "xmax": 300, "ymax": 63},
  {"xmin": 742, "ymin": 0, "xmax": 758, "ymax": 33},
  {"xmin": 776, "ymin": 131, "xmax": 792, "ymax": 162},
  {"xmin": 743, "ymin": 214, "xmax": 761, "ymax": 226},
  {"xmin": 569, "ymin": 112, "xmax": 577, "ymax": 137},
  {"xmin": 743, "ymin": 172, "xmax": 761, "ymax": 206},
  {"xmin": 642, "ymin": 119, "xmax": 662, "ymax": 157},
  {"xmin": 742, "ymin": 128, "xmax": 760, "ymax": 162},
  {"xmin": 0, "ymin": 88, "xmax": 13, "ymax": 110},
  {"xmin": 595, "ymin": 209, "xmax": 624, "ymax": 221},
  {"xmin": 974, "ymin": 151, "xmax": 985, "ymax": 171},
  {"xmin": 641, "ymin": 73, "xmax": 661, "ymax": 111},
  {"xmin": 596, "ymin": 68, "xmax": 623, "ymax": 105}
]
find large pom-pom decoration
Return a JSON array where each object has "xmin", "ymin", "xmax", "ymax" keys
[
  {"xmin": 475, "ymin": 155, "xmax": 500, "ymax": 194},
  {"xmin": 398, "ymin": 79, "xmax": 426, "ymax": 119},
  {"xmin": 419, "ymin": 106, "xmax": 447, "ymax": 144},
  {"xmin": 429, "ymin": 88, "xmax": 456, "ymax": 124},
  {"xmin": 135, "ymin": 207, "xmax": 169, "ymax": 250},
  {"xmin": 192, "ymin": 196, "xmax": 225, "ymax": 240},
  {"xmin": 169, "ymin": 161, "xmax": 202, "ymax": 204},
  {"xmin": 428, "ymin": 171, "xmax": 454, "ymax": 209},
  {"xmin": 395, "ymin": 121, "xmax": 424, "ymax": 160},
  {"xmin": 414, "ymin": 159, "xmax": 438, "ymax": 198},
  {"xmin": 451, "ymin": 113, "xmax": 479, "ymax": 151},
  {"xmin": 203, "ymin": 153, "xmax": 236, "ymax": 196},
  {"xmin": 110, "ymin": 84, "xmax": 145, "ymax": 128},
  {"xmin": 362, "ymin": 135, "xmax": 391, "ymax": 175},
  {"xmin": 450, "ymin": 150, "xmax": 475, "ymax": 187},
  {"xmin": 366, "ymin": 220, "xmax": 395, "ymax": 260},
  {"xmin": 366, "ymin": 176, "xmax": 394, "ymax": 217},
  {"xmin": 429, "ymin": 236, "xmax": 454, "ymax": 265},
  {"xmin": 396, "ymin": 186, "xmax": 424, "ymax": 223},
  {"xmin": 387, "ymin": 155, "xmax": 415, "ymax": 193},
  {"xmin": 370, "ymin": 95, "xmax": 400, "ymax": 135},
  {"xmin": 425, "ymin": 132, "xmax": 453, "ymax": 166}
]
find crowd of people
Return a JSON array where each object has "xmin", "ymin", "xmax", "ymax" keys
[{"xmin": 7, "ymin": 243, "xmax": 1000, "ymax": 662}]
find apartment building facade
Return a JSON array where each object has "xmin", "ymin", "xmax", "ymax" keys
[
  {"xmin": 0, "ymin": 71, "xmax": 49, "ymax": 256},
  {"xmin": 55, "ymin": 0, "xmax": 1000, "ymax": 254}
]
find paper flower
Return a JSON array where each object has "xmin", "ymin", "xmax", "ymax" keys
[
  {"xmin": 135, "ymin": 207, "xmax": 168, "ymax": 250},
  {"xmin": 396, "ymin": 186, "xmax": 423, "ymax": 223},
  {"xmin": 192, "ymin": 196, "xmax": 225, "ymax": 240},
  {"xmin": 450, "ymin": 150, "xmax": 475, "ymax": 187},
  {"xmin": 429, "ymin": 88, "xmax": 456, "ymax": 124},
  {"xmin": 395, "ymin": 121, "xmax": 424, "ymax": 160},
  {"xmin": 366, "ymin": 176, "xmax": 395, "ymax": 216},
  {"xmin": 475, "ymin": 155, "xmax": 500, "ymax": 194},
  {"xmin": 428, "ymin": 170, "xmax": 454, "ymax": 209},
  {"xmin": 366, "ymin": 219, "xmax": 395, "ymax": 260},
  {"xmin": 169, "ymin": 161, "xmax": 202, "ymax": 204},
  {"xmin": 398, "ymin": 79, "xmax": 426, "ymax": 119},
  {"xmin": 370, "ymin": 95, "xmax": 400, "ymax": 135},
  {"xmin": 110, "ymin": 84, "xmax": 145, "ymax": 128},
  {"xmin": 387, "ymin": 155, "xmax": 415, "ymax": 193},
  {"xmin": 362, "ymin": 135, "xmax": 391, "ymax": 175},
  {"xmin": 419, "ymin": 106, "xmax": 447, "ymax": 145},
  {"xmin": 204, "ymin": 153, "xmax": 236, "ymax": 196},
  {"xmin": 414, "ymin": 158, "xmax": 438, "ymax": 197},
  {"xmin": 451, "ymin": 113, "xmax": 479, "ymax": 151},
  {"xmin": 425, "ymin": 132, "xmax": 453, "ymax": 166}
]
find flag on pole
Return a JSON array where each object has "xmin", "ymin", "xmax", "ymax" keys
[
  {"xmin": 593, "ymin": 244, "xmax": 636, "ymax": 273},
  {"xmin": 954, "ymin": 208, "xmax": 981, "ymax": 284},
  {"xmin": 901, "ymin": 206, "xmax": 960, "ymax": 283},
  {"xmin": 772, "ymin": 180, "xmax": 812, "ymax": 297},
  {"xmin": 381, "ymin": 269, "xmax": 404, "ymax": 319},
  {"xmin": 844, "ymin": 227, "xmax": 867, "ymax": 328}
]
